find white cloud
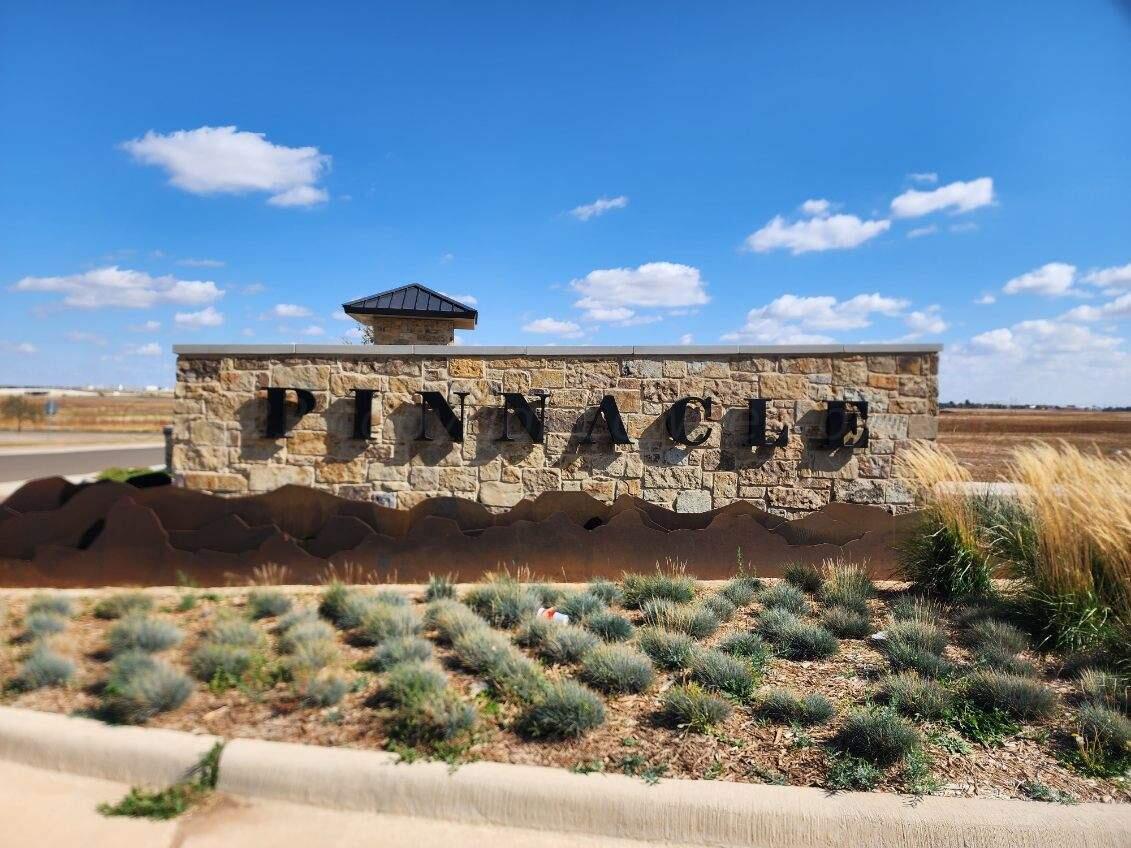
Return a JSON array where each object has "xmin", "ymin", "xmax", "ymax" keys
[
  {"xmin": 267, "ymin": 303, "xmax": 312, "ymax": 318},
  {"xmin": 799, "ymin": 198, "xmax": 832, "ymax": 217},
  {"xmin": 949, "ymin": 221, "xmax": 978, "ymax": 234},
  {"xmin": 10, "ymin": 266, "xmax": 223, "ymax": 309},
  {"xmin": 522, "ymin": 317, "xmax": 583, "ymax": 338},
  {"xmin": 174, "ymin": 306, "xmax": 224, "ymax": 328},
  {"xmin": 569, "ymin": 195, "xmax": 629, "ymax": 221},
  {"xmin": 242, "ymin": 283, "xmax": 267, "ymax": 295},
  {"xmin": 974, "ymin": 294, "xmax": 996, "ymax": 305},
  {"xmin": 890, "ymin": 177, "xmax": 994, "ymax": 218},
  {"xmin": 677, "ymin": 333, "xmax": 694, "ymax": 345},
  {"xmin": 1082, "ymin": 262, "xmax": 1131, "ymax": 292},
  {"xmin": 440, "ymin": 252, "xmax": 455, "ymax": 264},
  {"xmin": 571, "ymin": 261, "xmax": 709, "ymax": 323},
  {"xmin": 121, "ymin": 126, "xmax": 330, "ymax": 207},
  {"xmin": 241, "ymin": 328, "xmax": 255, "ymax": 338},
  {"xmin": 907, "ymin": 172, "xmax": 938, "ymax": 184},
  {"xmin": 1061, "ymin": 293, "xmax": 1131, "ymax": 322},
  {"xmin": 2, "ymin": 342, "xmax": 38, "ymax": 355},
  {"xmin": 722, "ymin": 292, "xmax": 908, "ymax": 343},
  {"xmin": 907, "ymin": 225, "xmax": 938, "ymax": 239},
  {"xmin": 129, "ymin": 342, "xmax": 162, "ymax": 356},
  {"xmin": 744, "ymin": 208, "xmax": 890, "ymax": 254},
  {"xmin": 178, "ymin": 257, "xmax": 225, "ymax": 268},
  {"xmin": 440, "ymin": 291, "xmax": 478, "ymax": 306},
  {"xmin": 300, "ymin": 324, "xmax": 325, "ymax": 336},
  {"xmin": 65, "ymin": 331, "xmax": 107, "ymax": 346},
  {"xmin": 1002, "ymin": 262, "xmax": 1078, "ymax": 297},
  {"xmin": 330, "ymin": 310, "xmax": 353, "ymax": 321},
  {"xmin": 903, "ymin": 306, "xmax": 948, "ymax": 337}
]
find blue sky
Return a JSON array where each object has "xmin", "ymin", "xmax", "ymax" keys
[{"xmin": 2, "ymin": 2, "xmax": 1129, "ymax": 404}]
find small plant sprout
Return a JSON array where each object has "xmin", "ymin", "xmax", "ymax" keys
[
  {"xmin": 247, "ymin": 589, "xmax": 293, "ymax": 619},
  {"xmin": 657, "ymin": 684, "xmax": 731, "ymax": 732}
]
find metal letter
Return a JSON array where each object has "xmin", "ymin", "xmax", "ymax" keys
[
  {"xmin": 352, "ymin": 389, "xmax": 375, "ymax": 440},
  {"xmin": 497, "ymin": 392, "xmax": 547, "ymax": 443},
  {"xmin": 580, "ymin": 395, "xmax": 632, "ymax": 445},
  {"xmin": 818, "ymin": 400, "xmax": 869, "ymax": 449},
  {"xmin": 746, "ymin": 398, "xmax": 789, "ymax": 447},
  {"xmin": 416, "ymin": 391, "xmax": 469, "ymax": 442},
  {"xmin": 264, "ymin": 387, "xmax": 317, "ymax": 438},
  {"xmin": 664, "ymin": 396, "xmax": 713, "ymax": 447}
]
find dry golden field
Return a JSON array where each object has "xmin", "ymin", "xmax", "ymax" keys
[
  {"xmin": 938, "ymin": 408, "xmax": 1131, "ymax": 481},
  {"xmin": 0, "ymin": 393, "xmax": 172, "ymax": 434}
]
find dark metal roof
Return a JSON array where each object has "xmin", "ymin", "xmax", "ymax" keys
[{"xmin": 342, "ymin": 284, "xmax": 477, "ymax": 326}]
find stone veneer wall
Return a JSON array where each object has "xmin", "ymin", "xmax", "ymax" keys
[
  {"xmin": 172, "ymin": 345, "xmax": 939, "ymax": 516},
  {"xmin": 359, "ymin": 316, "xmax": 456, "ymax": 345}
]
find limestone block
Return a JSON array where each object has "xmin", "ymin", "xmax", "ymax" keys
[
  {"xmin": 448, "ymin": 358, "xmax": 485, "ymax": 378},
  {"xmin": 759, "ymin": 373, "xmax": 809, "ymax": 398},
  {"xmin": 768, "ymin": 487, "xmax": 829, "ymax": 510},
  {"xmin": 271, "ymin": 364, "xmax": 331, "ymax": 390},
  {"xmin": 315, "ymin": 458, "xmax": 368, "ymax": 484},
  {"xmin": 248, "ymin": 464, "xmax": 315, "ymax": 491},
  {"xmin": 675, "ymin": 489, "xmax": 712, "ymax": 513},
  {"xmin": 181, "ymin": 472, "xmax": 248, "ymax": 493},
  {"xmin": 479, "ymin": 481, "xmax": 524, "ymax": 507}
]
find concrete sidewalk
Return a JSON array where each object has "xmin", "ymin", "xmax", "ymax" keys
[{"xmin": 0, "ymin": 759, "xmax": 681, "ymax": 848}]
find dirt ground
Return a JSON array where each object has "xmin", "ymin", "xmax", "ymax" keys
[
  {"xmin": 938, "ymin": 408, "xmax": 1131, "ymax": 481},
  {"xmin": 1, "ymin": 582, "xmax": 1125, "ymax": 805}
]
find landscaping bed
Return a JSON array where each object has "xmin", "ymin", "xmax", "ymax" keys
[{"xmin": 1, "ymin": 570, "xmax": 1126, "ymax": 805}]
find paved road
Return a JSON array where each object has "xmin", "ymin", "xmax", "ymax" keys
[
  {"xmin": 0, "ymin": 759, "xmax": 676, "ymax": 848},
  {"xmin": 0, "ymin": 444, "xmax": 164, "ymax": 482}
]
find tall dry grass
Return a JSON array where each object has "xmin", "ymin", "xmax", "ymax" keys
[
  {"xmin": 1005, "ymin": 443, "xmax": 1131, "ymax": 655},
  {"xmin": 899, "ymin": 442, "xmax": 978, "ymax": 546}
]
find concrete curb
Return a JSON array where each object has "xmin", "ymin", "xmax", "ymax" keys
[
  {"xmin": 0, "ymin": 706, "xmax": 221, "ymax": 789},
  {"xmin": 218, "ymin": 736, "xmax": 1131, "ymax": 848},
  {"xmin": 1, "ymin": 708, "xmax": 1127, "ymax": 846}
]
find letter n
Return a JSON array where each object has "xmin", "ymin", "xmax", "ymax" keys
[
  {"xmin": 416, "ymin": 391, "xmax": 469, "ymax": 442},
  {"xmin": 498, "ymin": 392, "xmax": 547, "ymax": 443},
  {"xmin": 581, "ymin": 395, "xmax": 632, "ymax": 445}
]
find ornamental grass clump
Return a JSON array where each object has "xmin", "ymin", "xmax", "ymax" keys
[
  {"xmin": 93, "ymin": 592, "xmax": 154, "ymax": 620},
  {"xmin": 1078, "ymin": 669, "xmax": 1130, "ymax": 715},
  {"xmin": 962, "ymin": 670, "xmax": 1056, "ymax": 720},
  {"xmin": 718, "ymin": 631, "xmax": 769, "ymax": 665},
  {"xmin": 758, "ymin": 582, "xmax": 808, "ymax": 615},
  {"xmin": 1077, "ymin": 704, "xmax": 1131, "ymax": 761},
  {"xmin": 463, "ymin": 575, "xmax": 541, "ymax": 628},
  {"xmin": 370, "ymin": 636, "xmax": 434, "ymax": 671},
  {"xmin": 833, "ymin": 708, "xmax": 921, "ymax": 766},
  {"xmin": 784, "ymin": 562, "xmax": 823, "ymax": 594},
  {"xmin": 758, "ymin": 610, "xmax": 839, "ymax": 661},
  {"xmin": 753, "ymin": 688, "xmax": 835, "ymax": 726},
  {"xmin": 703, "ymin": 593, "xmax": 737, "ymax": 622},
  {"xmin": 587, "ymin": 577, "xmax": 623, "ymax": 606},
  {"xmin": 27, "ymin": 593, "xmax": 75, "ymax": 619},
  {"xmin": 657, "ymin": 684, "xmax": 731, "ymax": 732},
  {"xmin": 890, "ymin": 595, "xmax": 947, "ymax": 624},
  {"xmin": 820, "ymin": 562, "xmax": 873, "ymax": 614},
  {"xmin": 883, "ymin": 640, "xmax": 953, "ymax": 679},
  {"xmin": 582, "ymin": 609, "xmax": 634, "ymax": 642},
  {"xmin": 1002, "ymin": 444, "xmax": 1131, "ymax": 660},
  {"xmin": 190, "ymin": 616, "xmax": 266, "ymax": 686},
  {"xmin": 424, "ymin": 573, "xmax": 457, "ymax": 602},
  {"xmin": 898, "ymin": 443, "xmax": 994, "ymax": 600},
  {"xmin": 357, "ymin": 602, "xmax": 421, "ymax": 646},
  {"xmin": 539, "ymin": 626, "xmax": 600, "ymax": 665},
  {"xmin": 452, "ymin": 627, "xmax": 547, "ymax": 703},
  {"xmin": 319, "ymin": 584, "xmax": 378, "ymax": 630},
  {"xmin": 556, "ymin": 591, "xmax": 605, "ymax": 620},
  {"xmin": 877, "ymin": 672, "xmax": 952, "ymax": 720},
  {"xmin": 21, "ymin": 611, "xmax": 66, "ymax": 641},
  {"xmin": 16, "ymin": 644, "xmax": 74, "ymax": 690},
  {"xmin": 108, "ymin": 616, "xmax": 182, "ymax": 655},
  {"xmin": 295, "ymin": 671, "xmax": 349, "ymax": 707},
  {"xmin": 719, "ymin": 576, "xmax": 759, "ymax": 607},
  {"xmin": 516, "ymin": 680, "xmax": 605, "ymax": 740},
  {"xmin": 388, "ymin": 690, "xmax": 477, "ymax": 747},
  {"xmin": 621, "ymin": 565, "xmax": 697, "ymax": 608},
  {"xmin": 101, "ymin": 652, "xmax": 193, "ymax": 723},
  {"xmin": 424, "ymin": 599, "xmax": 486, "ymax": 644},
  {"xmin": 527, "ymin": 582, "xmax": 564, "ymax": 607},
  {"xmin": 640, "ymin": 599, "xmax": 719, "ymax": 639},
  {"xmin": 885, "ymin": 620, "xmax": 948, "ymax": 656},
  {"xmin": 283, "ymin": 638, "xmax": 339, "ymax": 678},
  {"xmin": 965, "ymin": 619, "xmax": 1030, "ymax": 656},
  {"xmin": 247, "ymin": 589, "xmax": 292, "ymax": 620},
  {"xmin": 637, "ymin": 627, "xmax": 696, "ymax": 670},
  {"xmin": 821, "ymin": 606, "xmax": 872, "ymax": 639},
  {"xmin": 380, "ymin": 661, "xmax": 447, "ymax": 708},
  {"xmin": 690, "ymin": 648, "xmax": 756, "ymax": 701},
  {"xmin": 276, "ymin": 618, "xmax": 336, "ymax": 655},
  {"xmin": 579, "ymin": 644, "xmax": 654, "ymax": 694}
]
